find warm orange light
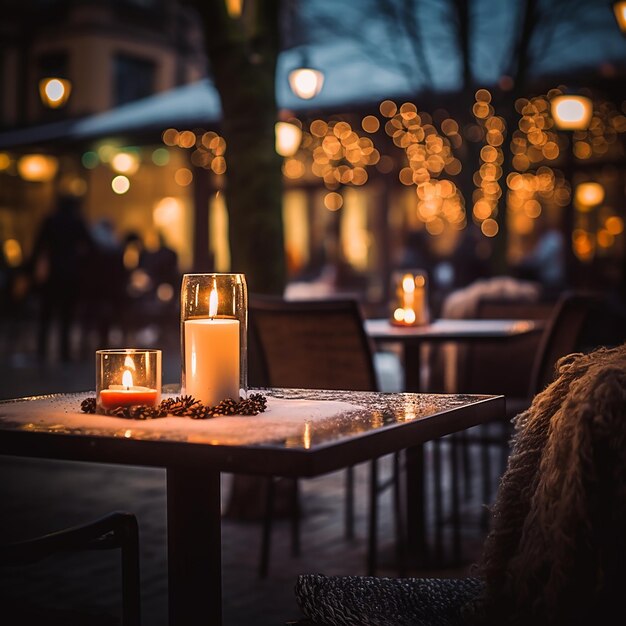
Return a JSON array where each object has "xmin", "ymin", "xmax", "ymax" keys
[
  {"xmin": 17, "ymin": 154, "xmax": 58, "ymax": 182},
  {"xmin": 551, "ymin": 95, "xmax": 592, "ymax": 130},
  {"xmin": 575, "ymin": 182, "xmax": 605, "ymax": 208},
  {"xmin": 209, "ymin": 283, "xmax": 218, "ymax": 318},
  {"xmin": 122, "ymin": 369, "xmax": 134, "ymax": 389},
  {"xmin": 275, "ymin": 121, "xmax": 302, "ymax": 157},
  {"xmin": 226, "ymin": 0, "xmax": 243, "ymax": 18},
  {"xmin": 3, "ymin": 239, "xmax": 23, "ymax": 267},
  {"xmin": 288, "ymin": 67, "xmax": 324, "ymax": 99},
  {"xmin": 39, "ymin": 77, "xmax": 72, "ymax": 109},
  {"xmin": 614, "ymin": 1, "xmax": 626, "ymax": 33},
  {"xmin": 111, "ymin": 152, "xmax": 140, "ymax": 175}
]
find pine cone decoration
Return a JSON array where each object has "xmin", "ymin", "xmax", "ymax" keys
[
  {"xmin": 188, "ymin": 404, "xmax": 211, "ymax": 420},
  {"xmin": 107, "ymin": 406, "xmax": 130, "ymax": 418},
  {"xmin": 214, "ymin": 398, "xmax": 238, "ymax": 416},
  {"xmin": 169, "ymin": 395, "xmax": 200, "ymax": 416},
  {"xmin": 236, "ymin": 399, "xmax": 255, "ymax": 415},
  {"xmin": 160, "ymin": 397, "xmax": 175, "ymax": 413},
  {"xmin": 249, "ymin": 393, "xmax": 268, "ymax": 412},
  {"xmin": 81, "ymin": 397, "xmax": 96, "ymax": 414}
]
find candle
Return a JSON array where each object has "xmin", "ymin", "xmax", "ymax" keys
[
  {"xmin": 183, "ymin": 283, "xmax": 240, "ymax": 407},
  {"xmin": 99, "ymin": 369, "xmax": 159, "ymax": 409},
  {"xmin": 390, "ymin": 270, "xmax": 429, "ymax": 326},
  {"xmin": 96, "ymin": 349, "xmax": 161, "ymax": 414}
]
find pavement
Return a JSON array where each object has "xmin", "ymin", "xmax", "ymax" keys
[{"xmin": 0, "ymin": 318, "xmax": 495, "ymax": 626}]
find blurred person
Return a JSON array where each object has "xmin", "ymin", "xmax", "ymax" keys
[
  {"xmin": 140, "ymin": 230, "xmax": 180, "ymax": 294},
  {"xmin": 84, "ymin": 218, "xmax": 126, "ymax": 349},
  {"xmin": 29, "ymin": 193, "xmax": 94, "ymax": 362},
  {"xmin": 513, "ymin": 223, "xmax": 565, "ymax": 297}
]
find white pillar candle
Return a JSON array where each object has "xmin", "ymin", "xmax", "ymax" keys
[{"xmin": 184, "ymin": 318, "xmax": 240, "ymax": 407}]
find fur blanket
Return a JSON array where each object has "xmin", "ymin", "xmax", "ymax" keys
[{"xmin": 466, "ymin": 342, "xmax": 626, "ymax": 625}]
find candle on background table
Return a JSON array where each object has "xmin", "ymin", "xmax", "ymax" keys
[
  {"xmin": 391, "ymin": 271, "xmax": 429, "ymax": 326},
  {"xmin": 184, "ymin": 284, "xmax": 240, "ymax": 407}
]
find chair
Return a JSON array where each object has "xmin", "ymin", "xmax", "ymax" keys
[
  {"xmin": 0, "ymin": 511, "xmax": 141, "ymax": 626},
  {"xmin": 249, "ymin": 295, "xmax": 404, "ymax": 578},
  {"xmin": 292, "ymin": 341, "xmax": 626, "ymax": 625},
  {"xmin": 440, "ymin": 290, "xmax": 601, "ymax": 552}
]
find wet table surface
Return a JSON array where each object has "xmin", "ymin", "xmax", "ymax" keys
[{"xmin": 0, "ymin": 388, "xmax": 504, "ymax": 626}]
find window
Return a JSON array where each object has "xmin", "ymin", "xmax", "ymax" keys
[{"xmin": 114, "ymin": 53, "xmax": 156, "ymax": 106}]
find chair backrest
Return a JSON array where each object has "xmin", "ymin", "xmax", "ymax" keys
[
  {"xmin": 249, "ymin": 296, "xmax": 379, "ymax": 392},
  {"xmin": 528, "ymin": 290, "xmax": 599, "ymax": 396}
]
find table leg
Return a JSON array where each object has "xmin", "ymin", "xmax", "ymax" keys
[
  {"xmin": 402, "ymin": 343, "xmax": 429, "ymax": 565},
  {"xmin": 405, "ymin": 444, "xmax": 428, "ymax": 564},
  {"xmin": 167, "ymin": 467, "xmax": 222, "ymax": 626}
]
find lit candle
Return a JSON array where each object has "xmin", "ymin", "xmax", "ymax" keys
[
  {"xmin": 184, "ymin": 282, "xmax": 240, "ymax": 407},
  {"xmin": 391, "ymin": 271, "xmax": 429, "ymax": 326},
  {"xmin": 99, "ymin": 367, "xmax": 159, "ymax": 409}
]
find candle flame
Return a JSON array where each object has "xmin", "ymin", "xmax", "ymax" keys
[
  {"xmin": 402, "ymin": 274, "xmax": 415, "ymax": 293},
  {"xmin": 209, "ymin": 283, "xmax": 218, "ymax": 318},
  {"xmin": 122, "ymin": 369, "xmax": 134, "ymax": 389},
  {"xmin": 124, "ymin": 355, "xmax": 136, "ymax": 370}
]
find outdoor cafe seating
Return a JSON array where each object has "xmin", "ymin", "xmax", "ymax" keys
[
  {"xmin": 292, "ymin": 341, "xmax": 626, "ymax": 625},
  {"xmin": 249, "ymin": 295, "xmax": 404, "ymax": 578}
]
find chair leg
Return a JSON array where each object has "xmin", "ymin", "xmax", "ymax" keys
[
  {"xmin": 450, "ymin": 436, "xmax": 462, "ymax": 564},
  {"xmin": 480, "ymin": 426, "xmax": 492, "ymax": 533},
  {"xmin": 460, "ymin": 430, "xmax": 472, "ymax": 500},
  {"xmin": 392, "ymin": 451, "xmax": 406, "ymax": 576},
  {"xmin": 259, "ymin": 476, "xmax": 275, "ymax": 579},
  {"xmin": 345, "ymin": 466, "xmax": 355, "ymax": 541},
  {"xmin": 366, "ymin": 458, "xmax": 378, "ymax": 576},
  {"xmin": 291, "ymin": 478, "xmax": 301, "ymax": 557},
  {"xmin": 432, "ymin": 438, "xmax": 444, "ymax": 565}
]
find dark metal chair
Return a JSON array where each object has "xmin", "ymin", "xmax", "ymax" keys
[
  {"xmin": 0, "ymin": 511, "xmax": 141, "ymax": 626},
  {"xmin": 249, "ymin": 295, "xmax": 404, "ymax": 578},
  {"xmin": 446, "ymin": 290, "xmax": 601, "ymax": 547}
]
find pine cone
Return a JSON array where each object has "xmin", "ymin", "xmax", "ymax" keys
[
  {"xmin": 81, "ymin": 397, "xmax": 96, "ymax": 414},
  {"xmin": 169, "ymin": 395, "xmax": 200, "ymax": 416},
  {"xmin": 107, "ymin": 406, "xmax": 130, "ymax": 418},
  {"xmin": 189, "ymin": 404, "xmax": 211, "ymax": 420},
  {"xmin": 248, "ymin": 393, "xmax": 268, "ymax": 412},
  {"xmin": 236, "ymin": 399, "xmax": 259, "ymax": 415},
  {"xmin": 160, "ymin": 398, "xmax": 175, "ymax": 413},
  {"xmin": 214, "ymin": 397, "xmax": 238, "ymax": 415}
]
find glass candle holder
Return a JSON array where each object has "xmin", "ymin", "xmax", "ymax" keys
[
  {"xmin": 389, "ymin": 269, "xmax": 430, "ymax": 326},
  {"xmin": 96, "ymin": 349, "xmax": 161, "ymax": 413},
  {"xmin": 180, "ymin": 273, "xmax": 247, "ymax": 407}
]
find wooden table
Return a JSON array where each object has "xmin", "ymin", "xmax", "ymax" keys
[
  {"xmin": 0, "ymin": 387, "xmax": 503, "ymax": 626},
  {"xmin": 365, "ymin": 318, "xmax": 543, "ymax": 557}
]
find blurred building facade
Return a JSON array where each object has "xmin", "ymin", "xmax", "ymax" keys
[{"xmin": 0, "ymin": 0, "xmax": 625, "ymax": 310}]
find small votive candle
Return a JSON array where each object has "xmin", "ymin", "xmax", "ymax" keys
[
  {"xmin": 390, "ymin": 269, "xmax": 430, "ymax": 326},
  {"xmin": 96, "ymin": 349, "xmax": 161, "ymax": 413}
]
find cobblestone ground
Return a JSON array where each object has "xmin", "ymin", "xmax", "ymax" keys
[{"xmin": 0, "ymin": 341, "xmax": 495, "ymax": 625}]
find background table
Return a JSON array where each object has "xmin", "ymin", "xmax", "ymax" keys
[
  {"xmin": 365, "ymin": 318, "xmax": 543, "ymax": 556},
  {"xmin": 0, "ymin": 387, "xmax": 503, "ymax": 626},
  {"xmin": 365, "ymin": 318, "xmax": 545, "ymax": 393}
]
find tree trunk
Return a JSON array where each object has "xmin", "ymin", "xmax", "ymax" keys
[{"xmin": 191, "ymin": 0, "xmax": 286, "ymax": 295}]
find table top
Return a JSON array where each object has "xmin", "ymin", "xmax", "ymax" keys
[
  {"xmin": 0, "ymin": 388, "xmax": 503, "ymax": 477},
  {"xmin": 365, "ymin": 318, "xmax": 544, "ymax": 342}
]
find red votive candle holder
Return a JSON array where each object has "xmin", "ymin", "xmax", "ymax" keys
[{"xmin": 96, "ymin": 349, "xmax": 161, "ymax": 414}]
